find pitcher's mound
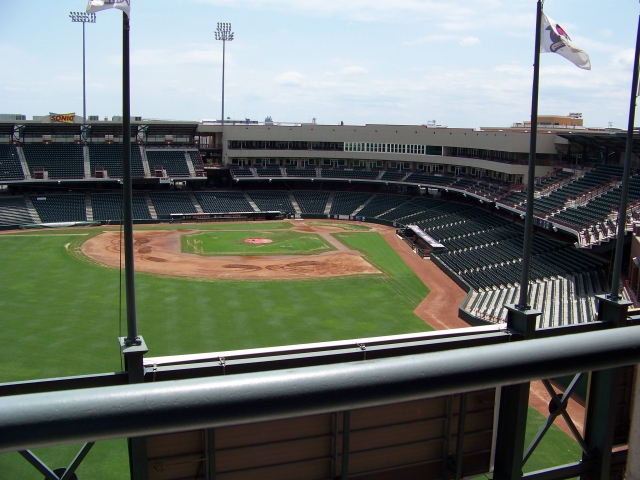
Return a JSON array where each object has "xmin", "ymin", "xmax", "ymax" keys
[{"xmin": 244, "ymin": 238, "xmax": 273, "ymax": 244}]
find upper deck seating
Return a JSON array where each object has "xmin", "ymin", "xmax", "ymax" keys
[
  {"xmin": 0, "ymin": 144, "xmax": 24, "ymax": 180},
  {"xmin": 89, "ymin": 144, "xmax": 146, "ymax": 178},
  {"xmin": 23, "ymin": 143, "xmax": 84, "ymax": 179},
  {"xmin": 146, "ymin": 150, "xmax": 191, "ymax": 177}
]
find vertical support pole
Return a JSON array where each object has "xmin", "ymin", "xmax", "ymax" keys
[
  {"xmin": 121, "ymin": 338, "xmax": 149, "ymax": 480},
  {"xmin": 493, "ymin": 306, "xmax": 540, "ymax": 480},
  {"xmin": 610, "ymin": 14, "xmax": 640, "ymax": 301},
  {"xmin": 454, "ymin": 394, "xmax": 468, "ymax": 480},
  {"xmin": 206, "ymin": 429, "xmax": 216, "ymax": 480},
  {"xmin": 517, "ymin": 0, "xmax": 543, "ymax": 310},
  {"xmin": 581, "ymin": 295, "xmax": 632, "ymax": 480},
  {"xmin": 122, "ymin": 11, "xmax": 139, "ymax": 347},
  {"xmin": 221, "ymin": 39, "xmax": 225, "ymax": 127},
  {"xmin": 442, "ymin": 396, "xmax": 454, "ymax": 480},
  {"xmin": 82, "ymin": 21, "xmax": 86, "ymax": 144},
  {"xmin": 626, "ymin": 366, "xmax": 640, "ymax": 480},
  {"xmin": 332, "ymin": 413, "xmax": 339, "ymax": 479},
  {"xmin": 342, "ymin": 411, "xmax": 351, "ymax": 480}
]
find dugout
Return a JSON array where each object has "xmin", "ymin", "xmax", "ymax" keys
[{"xmin": 402, "ymin": 225, "xmax": 447, "ymax": 256}]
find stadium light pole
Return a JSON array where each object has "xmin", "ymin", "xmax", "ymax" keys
[
  {"xmin": 215, "ymin": 22, "xmax": 234, "ymax": 127},
  {"xmin": 69, "ymin": 11, "xmax": 96, "ymax": 144}
]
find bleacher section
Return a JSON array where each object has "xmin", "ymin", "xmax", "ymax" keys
[
  {"xmin": 188, "ymin": 151, "xmax": 204, "ymax": 171},
  {"xmin": 321, "ymin": 169, "xmax": 379, "ymax": 180},
  {"xmin": 256, "ymin": 168, "xmax": 283, "ymax": 177},
  {"xmin": 553, "ymin": 174, "xmax": 640, "ymax": 230},
  {"xmin": 146, "ymin": 150, "xmax": 191, "ymax": 177},
  {"xmin": 0, "ymin": 144, "xmax": 24, "ymax": 180},
  {"xmin": 356, "ymin": 194, "xmax": 410, "ymax": 218},
  {"xmin": 286, "ymin": 168, "xmax": 316, "ymax": 178},
  {"xmin": 0, "ymin": 197, "xmax": 32, "ymax": 225},
  {"xmin": 230, "ymin": 166, "xmax": 254, "ymax": 177},
  {"xmin": 195, "ymin": 191, "xmax": 254, "ymax": 213},
  {"xmin": 247, "ymin": 191, "xmax": 295, "ymax": 214},
  {"xmin": 30, "ymin": 194, "xmax": 87, "ymax": 222},
  {"xmin": 329, "ymin": 192, "xmax": 371, "ymax": 215},
  {"xmin": 88, "ymin": 144, "xmax": 146, "ymax": 178},
  {"xmin": 524, "ymin": 165, "xmax": 624, "ymax": 216},
  {"xmin": 149, "ymin": 192, "xmax": 197, "ymax": 216},
  {"xmin": 91, "ymin": 193, "xmax": 152, "ymax": 221},
  {"xmin": 293, "ymin": 191, "xmax": 329, "ymax": 214},
  {"xmin": 23, "ymin": 144, "xmax": 84, "ymax": 179},
  {"xmin": 380, "ymin": 171, "xmax": 406, "ymax": 182}
]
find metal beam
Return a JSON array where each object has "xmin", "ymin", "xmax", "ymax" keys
[{"xmin": 2, "ymin": 326, "xmax": 640, "ymax": 453}]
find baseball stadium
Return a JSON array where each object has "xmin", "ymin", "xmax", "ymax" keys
[{"xmin": 3, "ymin": 3, "xmax": 640, "ymax": 480}]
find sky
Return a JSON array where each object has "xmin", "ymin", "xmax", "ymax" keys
[{"xmin": 1, "ymin": 1, "xmax": 639, "ymax": 129}]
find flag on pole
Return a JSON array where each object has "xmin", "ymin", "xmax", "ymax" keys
[
  {"xmin": 541, "ymin": 13, "xmax": 591, "ymax": 70},
  {"xmin": 86, "ymin": 0, "xmax": 130, "ymax": 17}
]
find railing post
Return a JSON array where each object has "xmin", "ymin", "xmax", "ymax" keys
[
  {"xmin": 581, "ymin": 295, "xmax": 632, "ymax": 480},
  {"xmin": 493, "ymin": 305, "xmax": 540, "ymax": 480},
  {"xmin": 120, "ymin": 337, "xmax": 149, "ymax": 480}
]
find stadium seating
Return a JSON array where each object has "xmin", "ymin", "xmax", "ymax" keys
[
  {"xmin": 89, "ymin": 144, "xmax": 146, "ymax": 178},
  {"xmin": 354, "ymin": 194, "xmax": 410, "ymax": 218},
  {"xmin": 146, "ymin": 150, "xmax": 191, "ymax": 177},
  {"xmin": 188, "ymin": 151, "xmax": 204, "ymax": 171},
  {"xmin": 293, "ymin": 191, "xmax": 329, "ymax": 214},
  {"xmin": 30, "ymin": 194, "xmax": 87, "ymax": 222},
  {"xmin": 286, "ymin": 168, "xmax": 317, "ymax": 177},
  {"xmin": 149, "ymin": 192, "xmax": 197, "ymax": 216},
  {"xmin": 321, "ymin": 169, "xmax": 379, "ymax": 180},
  {"xmin": 91, "ymin": 193, "xmax": 152, "ymax": 221},
  {"xmin": 23, "ymin": 143, "xmax": 84, "ymax": 179},
  {"xmin": 0, "ymin": 144, "xmax": 25, "ymax": 180},
  {"xmin": 247, "ymin": 191, "xmax": 296, "ymax": 214},
  {"xmin": 195, "ymin": 191, "xmax": 254, "ymax": 213},
  {"xmin": 329, "ymin": 192, "xmax": 372, "ymax": 215},
  {"xmin": 256, "ymin": 168, "xmax": 283, "ymax": 177},
  {"xmin": 0, "ymin": 197, "xmax": 33, "ymax": 225}
]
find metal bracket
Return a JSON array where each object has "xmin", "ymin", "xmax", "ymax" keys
[
  {"xmin": 20, "ymin": 442, "xmax": 94, "ymax": 480},
  {"xmin": 357, "ymin": 343, "xmax": 366, "ymax": 360},
  {"xmin": 219, "ymin": 356, "xmax": 226, "ymax": 374}
]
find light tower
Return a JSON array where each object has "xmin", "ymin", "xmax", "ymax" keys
[
  {"xmin": 215, "ymin": 22, "xmax": 234, "ymax": 126},
  {"xmin": 69, "ymin": 11, "xmax": 96, "ymax": 143}
]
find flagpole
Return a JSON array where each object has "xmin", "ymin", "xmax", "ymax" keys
[
  {"xmin": 517, "ymin": 0, "xmax": 544, "ymax": 310},
  {"xmin": 609, "ymin": 15, "xmax": 640, "ymax": 300},
  {"xmin": 122, "ymin": 10, "xmax": 139, "ymax": 346}
]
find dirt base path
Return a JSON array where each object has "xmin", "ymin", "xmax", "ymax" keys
[
  {"xmin": 377, "ymin": 226, "xmax": 469, "ymax": 329},
  {"xmin": 81, "ymin": 227, "xmax": 379, "ymax": 280}
]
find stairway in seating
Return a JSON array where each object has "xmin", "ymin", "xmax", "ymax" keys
[
  {"xmin": 140, "ymin": 146, "xmax": 151, "ymax": 177},
  {"xmin": 185, "ymin": 152, "xmax": 196, "ymax": 177},
  {"xmin": 83, "ymin": 145, "xmax": 91, "ymax": 178},
  {"xmin": 24, "ymin": 196, "xmax": 41, "ymax": 223},
  {"xmin": 16, "ymin": 146, "xmax": 31, "ymax": 180},
  {"xmin": 85, "ymin": 193, "xmax": 93, "ymax": 221},
  {"xmin": 324, "ymin": 192, "xmax": 335, "ymax": 215},
  {"xmin": 243, "ymin": 192, "xmax": 259, "ymax": 212},
  {"xmin": 144, "ymin": 192, "xmax": 157, "ymax": 219},
  {"xmin": 190, "ymin": 192, "xmax": 204, "ymax": 213},
  {"xmin": 287, "ymin": 192, "xmax": 302, "ymax": 214}
]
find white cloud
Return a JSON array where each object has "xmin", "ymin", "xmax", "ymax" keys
[
  {"xmin": 459, "ymin": 37, "xmax": 479, "ymax": 47},
  {"xmin": 275, "ymin": 71, "xmax": 306, "ymax": 85}
]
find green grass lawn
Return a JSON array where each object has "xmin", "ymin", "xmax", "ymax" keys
[
  {"xmin": 181, "ymin": 229, "xmax": 336, "ymax": 255},
  {"xmin": 0, "ymin": 223, "xmax": 580, "ymax": 478}
]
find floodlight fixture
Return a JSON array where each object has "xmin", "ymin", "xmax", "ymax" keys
[
  {"xmin": 70, "ymin": 12, "xmax": 96, "ymax": 144},
  {"xmin": 215, "ymin": 22, "xmax": 235, "ymax": 126}
]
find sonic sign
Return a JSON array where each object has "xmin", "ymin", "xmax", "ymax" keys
[{"xmin": 49, "ymin": 113, "xmax": 75, "ymax": 123}]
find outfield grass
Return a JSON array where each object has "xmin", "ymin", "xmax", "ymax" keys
[
  {"xmin": 181, "ymin": 229, "xmax": 336, "ymax": 255},
  {"xmin": 0, "ymin": 223, "xmax": 580, "ymax": 478}
]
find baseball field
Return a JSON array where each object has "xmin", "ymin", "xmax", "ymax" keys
[{"xmin": 0, "ymin": 220, "xmax": 580, "ymax": 478}]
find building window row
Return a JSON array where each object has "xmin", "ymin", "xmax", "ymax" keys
[{"xmin": 344, "ymin": 142, "xmax": 442, "ymax": 155}]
